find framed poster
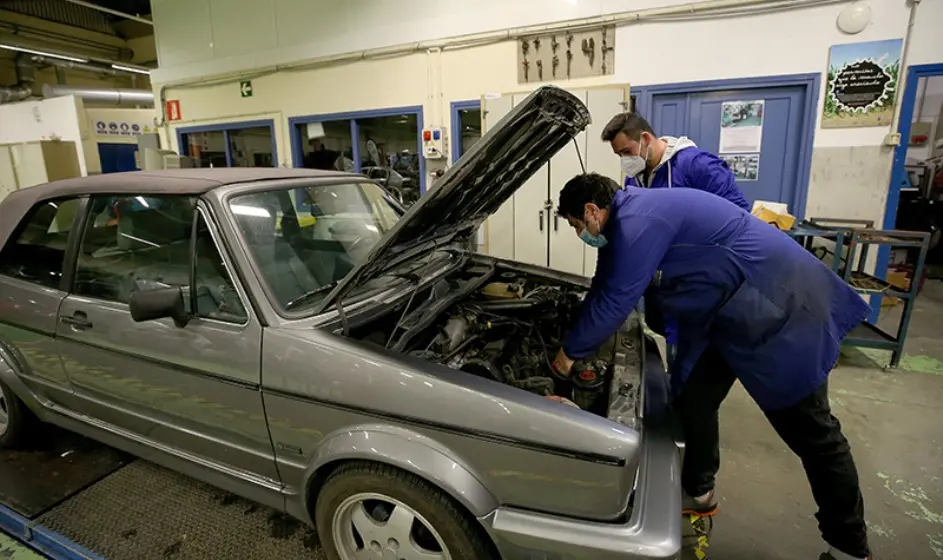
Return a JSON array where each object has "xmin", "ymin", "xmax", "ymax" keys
[
  {"xmin": 720, "ymin": 100, "xmax": 764, "ymax": 153},
  {"xmin": 822, "ymin": 39, "xmax": 903, "ymax": 128}
]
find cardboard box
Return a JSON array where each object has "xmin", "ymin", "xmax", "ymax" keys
[{"xmin": 752, "ymin": 200, "xmax": 796, "ymax": 231}]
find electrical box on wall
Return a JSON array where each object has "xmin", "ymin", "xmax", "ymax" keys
[{"xmin": 422, "ymin": 127, "xmax": 447, "ymax": 159}]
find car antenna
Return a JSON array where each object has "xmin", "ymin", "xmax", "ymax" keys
[
  {"xmin": 385, "ymin": 244, "xmax": 444, "ymax": 350},
  {"xmin": 573, "ymin": 137, "xmax": 586, "ymax": 173}
]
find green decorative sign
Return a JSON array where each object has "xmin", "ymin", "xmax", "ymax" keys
[{"xmin": 240, "ymin": 80, "xmax": 253, "ymax": 98}]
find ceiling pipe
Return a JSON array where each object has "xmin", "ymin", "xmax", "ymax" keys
[
  {"xmin": 60, "ymin": 0, "xmax": 154, "ymax": 25},
  {"xmin": 0, "ymin": 54, "xmax": 35, "ymax": 104},
  {"xmin": 42, "ymin": 84, "xmax": 154, "ymax": 106}
]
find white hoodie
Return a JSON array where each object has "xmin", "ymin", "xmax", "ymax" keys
[{"xmin": 637, "ymin": 136, "xmax": 699, "ymax": 188}]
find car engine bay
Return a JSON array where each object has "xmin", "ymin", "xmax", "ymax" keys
[{"xmin": 351, "ymin": 261, "xmax": 624, "ymax": 416}]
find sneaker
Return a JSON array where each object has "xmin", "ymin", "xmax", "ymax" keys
[{"xmin": 682, "ymin": 489, "xmax": 718, "ymax": 516}]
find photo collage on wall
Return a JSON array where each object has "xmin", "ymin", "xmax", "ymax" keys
[{"xmin": 719, "ymin": 100, "xmax": 764, "ymax": 181}]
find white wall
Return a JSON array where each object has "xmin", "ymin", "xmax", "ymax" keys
[
  {"xmin": 152, "ymin": 0, "xmax": 943, "ymax": 235},
  {"xmin": 0, "ymin": 95, "xmax": 97, "ymax": 175}
]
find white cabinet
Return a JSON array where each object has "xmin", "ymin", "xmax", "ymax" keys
[
  {"xmin": 0, "ymin": 140, "xmax": 82, "ymax": 203},
  {"xmin": 483, "ymin": 85, "xmax": 629, "ymax": 277}
]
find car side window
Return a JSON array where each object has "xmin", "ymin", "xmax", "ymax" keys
[
  {"xmin": 192, "ymin": 210, "xmax": 248, "ymax": 324},
  {"xmin": 0, "ymin": 198, "xmax": 81, "ymax": 289},
  {"xmin": 72, "ymin": 195, "xmax": 248, "ymax": 324}
]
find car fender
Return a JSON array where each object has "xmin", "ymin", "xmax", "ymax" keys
[
  {"xmin": 0, "ymin": 342, "xmax": 45, "ymax": 415},
  {"xmin": 304, "ymin": 423, "xmax": 499, "ymax": 520}
]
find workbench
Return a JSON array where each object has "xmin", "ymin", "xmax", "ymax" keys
[{"xmin": 785, "ymin": 219, "xmax": 931, "ymax": 368}]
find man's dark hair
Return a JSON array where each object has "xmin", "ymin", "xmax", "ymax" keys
[
  {"xmin": 557, "ymin": 173, "xmax": 620, "ymax": 220},
  {"xmin": 600, "ymin": 112, "xmax": 655, "ymax": 142}
]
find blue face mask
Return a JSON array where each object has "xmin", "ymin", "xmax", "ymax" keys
[{"xmin": 579, "ymin": 227, "xmax": 608, "ymax": 248}]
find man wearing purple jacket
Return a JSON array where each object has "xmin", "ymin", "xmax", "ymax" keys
[
  {"xmin": 600, "ymin": 112, "xmax": 752, "ymax": 518},
  {"xmin": 602, "ymin": 112, "xmax": 751, "ymax": 211}
]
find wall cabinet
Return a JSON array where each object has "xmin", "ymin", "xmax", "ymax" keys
[
  {"xmin": 482, "ymin": 86, "xmax": 629, "ymax": 277},
  {"xmin": 0, "ymin": 141, "xmax": 82, "ymax": 204}
]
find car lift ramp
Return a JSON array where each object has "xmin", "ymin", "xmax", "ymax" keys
[
  {"xmin": 3, "ymin": 430, "xmax": 711, "ymax": 560},
  {"xmin": 0, "ymin": 430, "xmax": 322, "ymax": 560}
]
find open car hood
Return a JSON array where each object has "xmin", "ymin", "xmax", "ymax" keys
[{"xmin": 319, "ymin": 86, "xmax": 591, "ymax": 311}]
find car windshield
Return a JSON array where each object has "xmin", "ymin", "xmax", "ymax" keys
[{"xmin": 228, "ymin": 181, "xmax": 403, "ymax": 315}]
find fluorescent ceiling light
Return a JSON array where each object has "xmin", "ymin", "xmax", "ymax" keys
[
  {"xmin": 0, "ymin": 44, "xmax": 88, "ymax": 63},
  {"xmin": 112, "ymin": 64, "xmax": 150, "ymax": 75}
]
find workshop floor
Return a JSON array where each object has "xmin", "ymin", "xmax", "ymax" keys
[{"xmin": 708, "ymin": 280, "xmax": 943, "ymax": 560}]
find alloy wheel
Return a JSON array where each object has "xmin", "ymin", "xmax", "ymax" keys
[
  {"xmin": 332, "ymin": 492, "xmax": 452, "ymax": 560},
  {"xmin": 0, "ymin": 390, "xmax": 8, "ymax": 436}
]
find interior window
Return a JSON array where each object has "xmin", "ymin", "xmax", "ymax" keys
[
  {"xmin": 229, "ymin": 182, "xmax": 403, "ymax": 314},
  {"xmin": 0, "ymin": 198, "xmax": 81, "ymax": 290}
]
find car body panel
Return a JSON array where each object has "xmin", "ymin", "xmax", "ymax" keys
[{"xmin": 261, "ymin": 321, "xmax": 640, "ymax": 521}]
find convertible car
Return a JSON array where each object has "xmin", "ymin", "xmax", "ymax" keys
[{"xmin": 0, "ymin": 86, "xmax": 681, "ymax": 559}]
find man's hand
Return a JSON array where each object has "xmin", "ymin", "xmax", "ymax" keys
[{"xmin": 552, "ymin": 348, "xmax": 575, "ymax": 377}]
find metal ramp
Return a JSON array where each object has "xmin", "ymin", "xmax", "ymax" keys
[{"xmin": 0, "ymin": 429, "xmax": 322, "ymax": 560}]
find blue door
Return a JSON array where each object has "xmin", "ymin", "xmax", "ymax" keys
[
  {"xmin": 650, "ymin": 85, "xmax": 807, "ymax": 210},
  {"xmin": 98, "ymin": 143, "xmax": 138, "ymax": 174}
]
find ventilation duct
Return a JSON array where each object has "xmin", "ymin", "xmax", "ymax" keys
[
  {"xmin": 0, "ymin": 54, "xmax": 35, "ymax": 104},
  {"xmin": 42, "ymin": 84, "xmax": 154, "ymax": 106}
]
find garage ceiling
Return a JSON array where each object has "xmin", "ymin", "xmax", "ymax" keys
[{"xmin": 0, "ymin": 0, "xmax": 153, "ymax": 39}]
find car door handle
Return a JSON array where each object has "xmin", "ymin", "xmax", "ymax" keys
[{"xmin": 61, "ymin": 312, "xmax": 93, "ymax": 329}]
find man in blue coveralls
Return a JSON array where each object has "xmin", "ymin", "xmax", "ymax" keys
[
  {"xmin": 551, "ymin": 173, "xmax": 872, "ymax": 560},
  {"xmin": 602, "ymin": 111, "xmax": 757, "ymax": 515}
]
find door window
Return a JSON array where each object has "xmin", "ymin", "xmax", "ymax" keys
[
  {"xmin": 72, "ymin": 195, "xmax": 247, "ymax": 323},
  {"xmin": 0, "ymin": 198, "xmax": 81, "ymax": 289}
]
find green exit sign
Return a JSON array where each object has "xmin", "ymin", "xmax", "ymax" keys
[{"xmin": 240, "ymin": 80, "xmax": 253, "ymax": 98}]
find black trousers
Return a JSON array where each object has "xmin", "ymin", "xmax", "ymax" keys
[{"xmin": 675, "ymin": 348, "xmax": 870, "ymax": 558}]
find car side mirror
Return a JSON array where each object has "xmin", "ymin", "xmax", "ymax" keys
[{"xmin": 129, "ymin": 287, "xmax": 191, "ymax": 328}]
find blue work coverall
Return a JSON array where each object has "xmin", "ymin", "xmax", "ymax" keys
[
  {"xmin": 624, "ymin": 136, "xmax": 750, "ymax": 211},
  {"xmin": 625, "ymin": 136, "xmax": 750, "ymax": 346},
  {"xmin": 562, "ymin": 186, "xmax": 869, "ymax": 410}
]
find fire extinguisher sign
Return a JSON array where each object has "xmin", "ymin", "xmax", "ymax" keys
[{"xmin": 166, "ymin": 100, "xmax": 182, "ymax": 122}]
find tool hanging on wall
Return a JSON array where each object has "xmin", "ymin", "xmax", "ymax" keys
[
  {"xmin": 601, "ymin": 28, "xmax": 613, "ymax": 74},
  {"xmin": 536, "ymin": 60, "xmax": 543, "ymax": 81},
  {"xmin": 551, "ymin": 35, "xmax": 559, "ymax": 54},
  {"xmin": 533, "ymin": 37, "xmax": 541, "ymax": 54},
  {"xmin": 522, "ymin": 59, "xmax": 530, "ymax": 82},
  {"xmin": 581, "ymin": 37, "xmax": 596, "ymax": 68},
  {"xmin": 552, "ymin": 54, "xmax": 559, "ymax": 78}
]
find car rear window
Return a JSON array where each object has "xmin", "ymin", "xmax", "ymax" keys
[{"xmin": 0, "ymin": 198, "xmax": 81, "ymax": 290}]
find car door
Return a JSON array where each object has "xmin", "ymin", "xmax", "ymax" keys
[
  {"xmin": 0, "ymin": 196, "xmax": 83, "ymax": 406},
  {"xmin": 54, "ymin": 194, "xmax": 278, "ymax": 482}
]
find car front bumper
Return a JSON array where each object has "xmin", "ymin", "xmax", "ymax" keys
[{"xmin": 478, "ymin": 417, "xmax": 681, "ymax": 560}]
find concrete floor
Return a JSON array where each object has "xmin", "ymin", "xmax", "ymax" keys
[{"xmin": 707, "ymin": 281, "xmax": 943, "ymax": 560}]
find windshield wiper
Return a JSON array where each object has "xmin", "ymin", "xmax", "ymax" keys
[{"xmin": 284, "ymin": 281, "xmax": 339, "ymax": 311}]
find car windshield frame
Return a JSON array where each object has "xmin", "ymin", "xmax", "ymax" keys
[{"xmin": 222, "ymin": 179, "xmax": 410, "ymax": 320}]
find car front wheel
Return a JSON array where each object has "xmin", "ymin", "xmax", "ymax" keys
[
  {"xmin": 316, "ymin": 461, "xmax": 494, "ymax": 560},
  {"xmin": 0, "ymin": 379, "xmax": 34, "ymax": 449}
]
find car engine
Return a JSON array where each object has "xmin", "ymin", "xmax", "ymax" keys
[{"xmin": 395, "ymin": 268, "xmax": 614, "ymax": 414}]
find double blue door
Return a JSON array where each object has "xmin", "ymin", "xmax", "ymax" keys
[{"xmin": 649, "ymin": 85, "xmax": 807, "ymax": 210}]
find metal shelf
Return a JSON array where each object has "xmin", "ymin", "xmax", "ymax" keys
[{"xmin": 785, "ymin": 219, "xmax": 931, "ymax": 368}]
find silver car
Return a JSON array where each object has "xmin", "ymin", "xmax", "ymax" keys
[{"xmin": 0, "ymin": 86, "xmax": 681, "ymax": 559}]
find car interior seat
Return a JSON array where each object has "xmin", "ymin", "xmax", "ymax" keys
[{"xmin": 234, "ymin": 204, "xmax": 322, "ymax": 307}]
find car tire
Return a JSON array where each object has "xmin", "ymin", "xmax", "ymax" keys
[
  {"xmin": 316, "ymin": 461, "xmax": 496, "ymax": 560},
  {"xmin": 0, "ymin": 379, "xmax": 34, "ymax": 449}
]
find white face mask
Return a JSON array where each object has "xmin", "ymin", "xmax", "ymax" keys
[{"xmin": 620, "ymin": 140, "xmax": 650, "ymax": 178}]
